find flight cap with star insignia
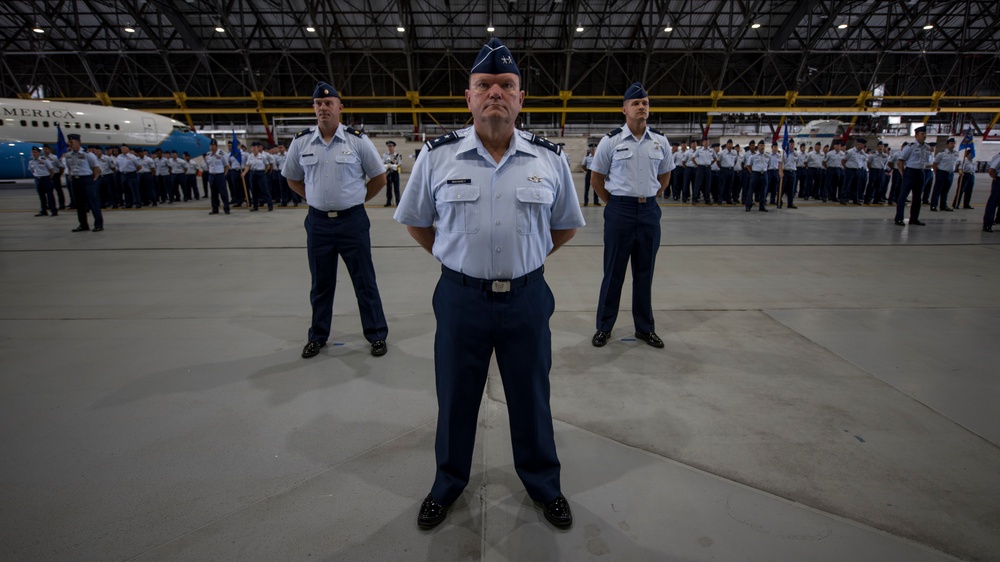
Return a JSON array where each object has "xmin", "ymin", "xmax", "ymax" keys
[
  {"xmin": 313, "ymin": 82, "xmax": 340, "ymax": 99},
  {"xmin": 470, "ymin": 38, "xmax": 519, "ymax": 76}
]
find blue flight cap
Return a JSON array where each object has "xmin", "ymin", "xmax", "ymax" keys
[
  {"xmin": 67, "ymin": 133, "xmax": 81, "ymax": 141},
  {"xmin": 914, "ymin": 126, "xmax": 927, "ymax": 134},
  {"xmin": 624, "ymin": 82, "xmax": 648, "ymax": 101},
  {"xmin": 855, "ymin": 138, "xmax": 867, "ymax": 145},
  {"xmin": 470, "ymin": 38, "xmax": 519, "ymax": 76},
  {"xmin": 313, "ymin": 82, "xmax": 340, "ymax": 99}
]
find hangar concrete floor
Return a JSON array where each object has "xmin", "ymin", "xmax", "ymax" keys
[{"xmin": 1, "ymin": 176, "xmax": 998, "ymax": 562}]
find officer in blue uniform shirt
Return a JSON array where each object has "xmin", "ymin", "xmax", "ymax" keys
[
  {"xmin": 583, "ymin": 143, "xmax": 598, "ymax": 205},
  {"xmin": 930, "ymin": 137, "xmax": 958, "ymax": 212},
  {"xmin": 382, "ymin": 141, "xmax": 402, "ymax": 206},
  {"xmin": 64, "ymin": 134, "xmax": 103, "ymax": 232},
  {"xmin": 204, "ymin": 139, "xmax": 231, "ymax": 215},
  {"xmin": 29, "ymin": 146, "xmax": 57, "ymax": 216},
  {"xmin": 394, "ymin": 38, "xmax": 584, "ymax": 531},
  {"xmin": 283, "ymin": 82, "xmax": 390, "ymax": 359},
  {"xmin": 589, "ymin": 81, "xmax": 673, "ymax": 349},
  {"xmin": 894, "ymin": 126, "xmax": 931, "ymax": 226},
  {"xmin": 243, "ymin": 141, "xmax": 273, "ymax": 211}
]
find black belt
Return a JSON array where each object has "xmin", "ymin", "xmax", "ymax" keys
[
  {"xmin": 609, "ymin": 194, "xmax": 655, "ymax": 204},
  {"xmin": 309, "ymin": 204, "xmax": 364, "ymax": 219},
  {"xmin": 441, "ymin": 265, "xmax": 543, "ymax": 293}
]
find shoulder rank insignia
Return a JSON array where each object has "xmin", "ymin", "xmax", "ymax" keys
[
  {"xmin": 607, "ymin": 127, "xmax": 623, "ymax": 137},
  {"xmin": 518, "ymin": 130, "xmax": 560, "ymax": 154},
  {"xmin": 294, "ymin": 127, "xmax": 314, "ymax": 139},
  {"xmin": 648, "ymin": 127, "xmax": 663, "ymax": 135},
  {"xmin": 344, "ymin": 126, "xmax": 365, "ymax": 137},
  {"xmin": 425, "ymin": 131, "xmax": 461, "ymax": 151}
]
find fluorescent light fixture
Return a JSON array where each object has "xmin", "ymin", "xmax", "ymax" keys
[
  {"xmin": 837, "ymin": 23, "xmax": 848, "ymax": 29},
  {"xmin": 124, "ymin": 27, "xmax": 136, "ymax": 33},
  {"xmin": 215, "ymin": 27, "xmax": 225, "ymax": 33},
  {"xmin": 923, "ymin": 24, "xmax": 934, "ymax": 30},
  {"xmin": 306, "ymin": 26, "xmax": 316, "ymax": 32},
  {"xmin": 664, "ymin": 26, "xmax": 673, "ymax": 32},
  {"xmin": 33, "ymin": 27, "xmax": 44, "ymax": 33},
  {"xmin": 751, "ymin": 23, "xmax": 761, "ymax": 29},
  {"xmin": 487, "ymin": 25, "xmax": 495, "ymax": 32},
  {"xmin": 396, "ymin": 26, "xmax": 405, "ymax": 32},
  {"xmin": 576, "ymin": 25, "xmax": 584, "ymax": 32}
]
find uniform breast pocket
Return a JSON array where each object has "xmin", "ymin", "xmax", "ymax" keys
[
  {"xmin": 335, "ymin": 153, "xmax": 359, "ymax": 180},
  {"xmin": 515, "ymin": 186, "xmax": 554, "ymax": 235},
  {"xmin": 611, "ymin": 149, "xmax": 633, "ymax": 175},
  {"xmin": 299, "ymin": 155, "xmax": 318, "ymax": 168},
  {"xmin": 436, "ymin": 184, "xmax": 481, "ymax": 234}
]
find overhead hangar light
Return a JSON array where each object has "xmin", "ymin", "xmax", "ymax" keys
[
  {"xmin": 751, "ymin": 23, "xmax": 761, "ymax": 29},
  {"xmin": 664, "ymin": 26, "xmax": 673, "ymax": 32},
  {"xmin": 33, "ymin": 27, "xmax": 44, "ymax": 33},
  {"xmin": 124, "ymin": 27, "xmax": 136, "ymax": 33},
  {"xmin": 396, "ymin": 26, "xmax": 405, "ymax": 32},
  {"xmin": 215, "ymin": 27, "xmax": 226, "ymax": 33},
  {"xmin": 306, "ymin": 26, "xmax": 316, "ymax": 33}
]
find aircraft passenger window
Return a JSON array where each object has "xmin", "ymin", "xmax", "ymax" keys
[
  {"xmin": 85, "ymin": 123, "xmax": 91, "ymax": 129},
  {"xmin": 43, "ymin": 121, "xmax": 49, "ymax": 127},
  {"xmin": 75, "ymin": 123, "xmax": 81, "ymax": 129},
  {"xmin": 114, "ymin": 125, "xmax": 120, "ymax": 130},
  {"xmin": 32, "ymin": 121, "xmax": 38, "ymax": 127},
  {"xmin": 20, "ymin": 120, "xmax": 27, "ymax": 126},
  {"xmin": 104, "ymin": 124, "xmax": 110, "ymax": 130}
]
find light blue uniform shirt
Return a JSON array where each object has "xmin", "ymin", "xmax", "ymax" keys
[
  {"xmin": 245, "ymin": 151, "xmax": 267, "ymax": 172},
  {"xmin": 898, "ymin": 141, "xmax": 932, "ymax": 169},
  {"xmin": 783, "ymin": 150, "xmax": 798, "ymax": 171},
  {"xmin": 692, "ymin": 146, "xmax": 714, "ymax": 166},
  {"xmin": 283, "ymin": 123, "xmax": 385, "ymax": 212},
  {"xmin": 116, "ymin": 153, "xmax": 138, "ymax": 173},
  {"xmin": 767, "ymin": 151, "xmax": 782, "ymax": 170},
  {"xmin": 749, "ymin": 152, "xmax": 769, "ymax": 172},
  {"xmin": 205, "ymin": 150, "xmax": 228, "ymax": 173},
  {"xmin": 934, "ymin": 149, "xmax": 959, "ymax": 172},
  {"xmin": 868, "ymin": 152, "xmax": 889, "ymax": 170},
  {"xmin": 394, "ymin": 126, "xmax": 585, "ymax": 280},
  {"xmin": 718, "ymin": 148, "xmax": 737, "ymax": 168},
  {"xmin": 64, "ymin": 148, "xmax": 99, "ymax": 176},
  {"xmin": 29, "ymin": 156, "xmax": 53, "ymax": 177},
  {"xmin": 988, "ymin": 154, "xmax": 1000, "ymax": 173},
  {"xmin": 845, "ymin": 147, "xmax": 868, "ymax": 169},
  {"xmin": 825, "ymin": 149, "xmax": 844, "ymax": 168},
  {"xmin": 589, "ymin": 124, "xmax": 673, "ymax": 197}
]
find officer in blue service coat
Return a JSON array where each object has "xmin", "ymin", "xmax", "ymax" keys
[
  {"xmin": 588, "ymin": 82, "xmax": 673, "ymax": 350},
  {"xmin": 394, "ymin": 38, "xmax": 584, "ymax": 531},
  {"xmin": 283, "ymin": 82, "xmax": 390, "ymax": 359},
  {"xmin": 64, "ymin": 134, "xmax": 103, "ymax": 232}
]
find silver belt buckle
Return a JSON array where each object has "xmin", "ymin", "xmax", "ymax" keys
[
  {"xmin": 637, "ymin": 196, "xmax": 647, "ymax": 203},
  {"xmin": 491, "ymin": 280, "xmax": 511, "ymax": 293},
  {"xmin": 326, "ymin": 210, "xmax": 340, "ymax": 218}
]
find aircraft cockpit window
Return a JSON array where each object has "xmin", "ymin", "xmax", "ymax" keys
[{"xmin": 172, "ymin": 124, "xmax": 192, "ymax": 133}]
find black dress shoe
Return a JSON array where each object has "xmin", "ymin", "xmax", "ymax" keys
[
  {"xmin": 787, "ymin": 204, "xmax": 797, "ymax": 209},
  {"xmin": 71, "ymin": 226, "xmax": 90, "ymax": 232},
  {"xmin": 759, "ymin": 207, "xmax": 768, "ymax": 212},
  {"xmin": 963, "ymin": 205, "xmax": 974, "ymax": 209},
  {"xmin": 635, "ymin": 331, "xmax": 665, "ymax": 348},
  {"xmin": 371, "ymin": 340, "xmax": 387, "ymax": 357},
  {"xmin": 301, "ymin": 341, "xmax": 326, "ymax": 358},
  {"xmin": 895, "ymin": 220, "xmax": 905, "ymax": 226},
  {"xmin": 930, "ymin": 206, "xmax": 937, "ymax": 212},
  {"xmin": 535, "ymin": 495, "xmax": 573, "ymax": 528},
  {"xmin": 92, "ymin": 227, "xmax": 103, "ymax": 232},
  {"xmin": 417, "ymin": 495, "xmax": 449, "ymax": 529},
  {"xmin": 942, "ymin": 206, "xmax": 953, "ymax": 212},
  {"xmin": 912, "ymin": 220, "xmax": 926, "ymax": 226},
  {"xmin": 209, "ymin": 211, "xmax": 219, "ymax": 214},
  {"xmin": 592, "ymin": 331, "xmax": 609, "ymax": 347},
  {"xmin": 35, "ymin": 212, "xmax": 47, "ymax": 217}
]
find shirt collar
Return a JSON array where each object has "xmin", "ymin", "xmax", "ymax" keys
[
  {"xmin": 309, "ymin": 123, "xmax": 345, "ymax": 146},
  {"xmin": 620, "ymin": 124, "xmax": 651, "ymax": 142}
]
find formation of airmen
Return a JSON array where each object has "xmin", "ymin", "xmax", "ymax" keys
[
  {"xmin": 26, "ymin": 130, "xmax": 999, "ymax": 232},
  {"xmin": 662, "ymin": 135, "xmax": 987, "ymax": 218}
]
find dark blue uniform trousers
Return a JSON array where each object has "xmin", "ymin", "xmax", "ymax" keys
[
  {"xmin": 596, "ymin": 196, "xmax": 661, "ymax": 334},
  {"xmin": 895, "ymin": 168, "xmax": 926, "ymax": 223},
  {"xmin": 72, "ymin": 175, "xmax": 103, "ymax": 229},
  {"xmin": 430, "ymin": 266, "xmax": 561, "ymax": 506},
  {"xmin": 930, "ymin": 170, "xmax": 953, "ymax": 209},
  {"xmin": 249, "ymin": 170, "xmax": 272, "ymax": 210},
  {"xmin": 209, "ymin": 173, "xmax": 230, "ymax": 213},
  {"xmin": 305, "ymin": 206, "xmax": 388, "ymax": 344},
  {"xmin": 747, "ymin": 171, "xmax": 767, "ymax": 210},
  {"xmin": 780, "ymin": 170, "xmax": 796, "ymax": 206}
]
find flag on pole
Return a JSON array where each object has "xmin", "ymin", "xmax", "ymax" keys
[
  {"xmin": 781, "ymin": 122, "xmax": 790, "ymax": 154},
  {"xmin": 230, "ymin": 130, "xmax": 242, "ymax": 165},
  {"xmin": 958, "ymin": 127, "xmax": 976, "ymax": 159},
  {"xmin": 55, "ymin": 124, "xmax": 68, "ymax": 158}
]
